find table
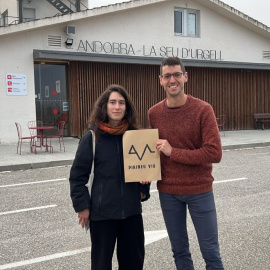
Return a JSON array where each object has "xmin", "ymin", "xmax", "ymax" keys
[{"xmin": 28, "ymin": 126, "xmax": 54, "ymax": 153}]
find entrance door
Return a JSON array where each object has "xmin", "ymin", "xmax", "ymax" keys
[{"xmin": 34, "ymin": 64, "xmax": 69, "ymax": 135}]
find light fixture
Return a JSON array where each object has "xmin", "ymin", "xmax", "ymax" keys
[{"xmin": 65, "ymin": 38, "xmax": 73, "ymax": 47}]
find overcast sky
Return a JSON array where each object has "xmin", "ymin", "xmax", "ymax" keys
[{"xmin": 88, "ymin": 0, "xmax": 270, "ymax": 27}]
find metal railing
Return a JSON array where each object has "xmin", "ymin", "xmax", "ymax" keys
[
  {"xmin": 0, "ymin": 15, "xmax": 39, "ymax": 27},
  {"xmin": 0, "ymin": 0, "xmax": 89, "ymax": 27},
  {"xmin": 66, "ymin": 0, "xmax": 88, "ymax": 12}
]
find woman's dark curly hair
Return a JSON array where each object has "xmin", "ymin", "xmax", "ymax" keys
[{"xmin": 85, "ymin": 84, "xmax": 139, "ymax": 139}]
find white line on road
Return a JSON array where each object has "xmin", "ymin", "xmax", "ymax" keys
[
  {"xmin": 0, "ymin": 205, "xmax": 57, "ymax": 216},
  {"xmin": 0, "ymin": 177, "xmax": 247, "ymax": 190},
  {"xmin": 0, "ymin": 247, "xmax": 90, "ymax": 270},
  {"xmin": 150, "ymin": 177, "xmax": 248, "ymax": 193},
  {"xmin": 0, "ymin": 230, "xmax": 168, "ymax": 269},
  {"xmin": 0, "ymin": 178, "xmax": 66, "ymax": 188},
  {"xmin": 0, "ymin": 177, "xmax": 248, "ymax": 268},
  {"xmin": 145, "ymin": 230, "xmax": 168, "ymax": 245},
  {"xmin": 214, "ymin": 177, "xmax": 248, "ymax": 183},
  {"xmin": 245, "ymin": 152, "xmax": 269, "ymax": 155}
]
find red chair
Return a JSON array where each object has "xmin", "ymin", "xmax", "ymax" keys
[
  {"xmin": 217, "ymin": 115, "xmax": 226, "ymax": 136},
  {"xmin": 15, "ymin": 122, "xmax": 36, "ymax": 155},
  {"xmin": 47, "ymin": 121, "xmax": 65, "ymax": 153},
  {"xmin": 28, "ymin": 121, "xmax": 42, "ymax": 147}
]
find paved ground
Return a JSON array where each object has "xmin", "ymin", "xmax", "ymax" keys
[
  {"xmin": 1, "ymin": 129, "xmax": 270, "ymax": 172},
  {"xmin": 0, "ymin": 147, "xmax": 269, "ymax": 269}
]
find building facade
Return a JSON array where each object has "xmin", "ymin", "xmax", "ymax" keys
[{"xmin": 0, "ymin": 0, "xmax": 270, "ymax": 144}]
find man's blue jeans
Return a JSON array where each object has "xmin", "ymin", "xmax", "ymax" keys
[{"xmin": 159, "ymin": 191, "xmax": 224, "ymax": 270}]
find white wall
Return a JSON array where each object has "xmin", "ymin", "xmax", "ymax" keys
[
  {"xmin": 25, "ymin": 0, "xmax": 60, "ymax": 19},
  {"xmin": 0, "ymin": 31, "xmax": 36, "ymax": 144},
  {"xmin": 62, "ymin": 0, "xmax": 270, "ymax": 63},
  {"xmin": 0, "ymin": 0, "xmax": 18, "ymax": 24}
]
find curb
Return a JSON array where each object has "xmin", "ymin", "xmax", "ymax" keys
[
  {"xmin": 222, "ymin": 142, "xmax": 270, "ymax": 150},
  {"xmin": 0, "ymin": 160, "xmax": 73, "ymax": 172}
]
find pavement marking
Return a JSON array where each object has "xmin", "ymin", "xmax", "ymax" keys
[
  {"xmin": 245, "ymin": 152, "xmax": 269, "ymax": 156},
  {"xmin": 0, "ymin": 230, "xmax": 168, "ymax": 269},
  {"xmin": 0, "ymin": 177, "xmax": 248, "ymax": 189},
  {"xmin": 0, "ymin": 177, "xmax": 248, "ymax": 268},
  {"xmin": 0, "ymin": 178, "xmax": 66, "ymax": 188},
  {"xmin": 0, "ymin": 247, "xmax": 90, "ymax": 270},
  {"xmin": 150, "ymin": 178, "xmax": 248, "ymax": 193},
  {"xmin": 214, "ymin": 177, "xmax": 248, "ymax": 184},
  {"xmin": 145, "ymin": 230, "xmax": 168, "ymax": 245},
  {"xmin": 0, "ymin": 205, "xmax": 57, "ymax": 216}
]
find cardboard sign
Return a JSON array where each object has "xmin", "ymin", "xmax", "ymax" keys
[{"xmin": 123, "ymin": 129, "xmax": 161, "ymax": 182}]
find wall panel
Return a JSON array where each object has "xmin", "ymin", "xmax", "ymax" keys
[{"xmin": 68, "ymin": 62, "xmax": 270, "ymax": 137}]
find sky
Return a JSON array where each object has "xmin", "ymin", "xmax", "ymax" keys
[{"xmin": 88, "ymin": 0, "xmax": 270, "ymax": 27}]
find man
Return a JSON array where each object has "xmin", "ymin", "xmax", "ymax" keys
[{"xmin": 148, "ymin": 57, "xmax": 224, "ymax": 269}]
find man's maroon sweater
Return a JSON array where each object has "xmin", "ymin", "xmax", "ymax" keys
[{"xmin": 148, "ymin": 95, "xmax": 222, "ymax": 195}]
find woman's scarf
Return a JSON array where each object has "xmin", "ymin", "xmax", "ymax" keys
[{"xmin": 98, "ymin": 119, "xmax": 129, "ymax": 135}]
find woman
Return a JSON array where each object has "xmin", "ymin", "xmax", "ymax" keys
[{"xmin": 69, "ymin": 84, "xmax": 150, "ymax": 270}]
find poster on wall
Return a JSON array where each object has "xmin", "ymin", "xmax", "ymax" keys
[
  {"xmin": 56, "ymin": 80, "xmax": 61, "ymax": 93},
  {"xmin": 6, "ymin": 73, "xmax": 27, "ymax": 96},
  {"xmin": 63, "ymin": 102, "xmax": 69, "ymax": 111},
  {"xmin": 45, "ymin": 86, "xmax": 49, "ymax": 98}
]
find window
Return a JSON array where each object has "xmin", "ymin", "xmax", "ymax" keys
[
  {"xmin": 1, "ymin": 10, "xmax": 8, "ymax": 26},
  {"xmin": 23, "ymin": 8, "xmax": 36, "ymax": 22},
  {"xmin": 174, "ymin": 8, "xmax": 199, "ymax": 37}
]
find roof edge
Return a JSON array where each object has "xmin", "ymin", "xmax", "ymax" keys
[
  {"xmin": 1, "ymin": 0, "xmax": 269, "ymax": 37},
  {"xmin": 0, "ymin": 0, "xmax": 165, "ymax": 36},
  {"xmin": 210, "ymin": 0, "xmax": 270, "ymax": 31},
  {"xmin": 33, "ymin": 49, "xmax": 270, "ymax": 70}
]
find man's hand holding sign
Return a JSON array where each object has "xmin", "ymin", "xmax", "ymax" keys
[{"xmin": 156, "ymin": 139, "xmax": 172, "ymax": 156}]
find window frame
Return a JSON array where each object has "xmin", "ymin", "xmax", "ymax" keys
[
  {"xmin": 1, "ymin": 10, "xmax": 8, "ymax": 26},
  {"xmin": 23, "ymin": 7, "xmax": 36, "ymax": 22},
  {"xmin": 174, "ymin": 7, "xmax": 200, "ymax": 37}
]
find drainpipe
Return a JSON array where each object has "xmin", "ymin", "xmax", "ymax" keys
[
  {"xmin": 18, "ymin": 0, "xmax": 23, "ymax": 23},
  {"xmin": 75, "ymin": 0, "xmax": 81, "ymax": 12}
]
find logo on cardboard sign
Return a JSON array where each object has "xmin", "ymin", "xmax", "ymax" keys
[{"xmin": 128, "ymin": 144, "xmax": 155, "ymax": 161}]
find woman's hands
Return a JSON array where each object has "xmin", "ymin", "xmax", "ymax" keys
[
  {"xmin": 78, "ymin": 208, "xmax": 90, "ymax": 229},
  {"xmin": 140, "ymin": 180, "xmax": 151, "ymax": 185}
]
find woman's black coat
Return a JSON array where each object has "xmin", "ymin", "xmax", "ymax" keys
[{"xmin": 69, "ymin": 130, "xmax": 150, "ymax": 221}]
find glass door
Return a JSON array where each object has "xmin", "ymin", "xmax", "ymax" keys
[{"xmin": 34, "ymin": 64, "xmax": 69, "ymax": 136}]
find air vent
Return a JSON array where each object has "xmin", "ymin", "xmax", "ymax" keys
[
  {"xmin": 48, "ymin": 35, "xmax": 62, "ymax": 47},
  {"xmin": 262, "ymin": 50, "xmax": 270, "ymax": 60}
]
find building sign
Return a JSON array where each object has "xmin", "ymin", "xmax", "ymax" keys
[
  {"xmin": 77, "ymin": 40, "xmax": 223, "ymax": 61},
  {"xmin": 6, "ymin": 73, "xmax": 27, "ymax": 96}
]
